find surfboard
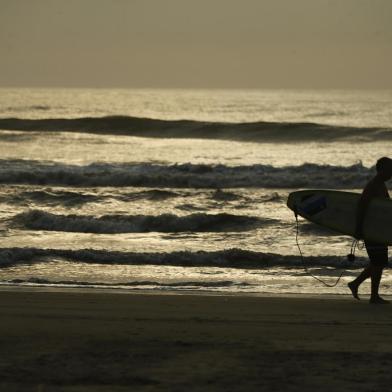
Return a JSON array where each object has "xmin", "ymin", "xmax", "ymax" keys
[{"xmin": 287, "ymin": 190, "xmax": 392, "ymax": 245}]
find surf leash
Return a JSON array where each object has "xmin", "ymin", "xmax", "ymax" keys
[{"xmin": 294, "ymin": 212, "xmax": 349, "ymax": 288}]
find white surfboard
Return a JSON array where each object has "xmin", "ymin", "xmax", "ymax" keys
[{"xmin": 287, "ymin": 190, "xmax": 392, "ymax": 245}]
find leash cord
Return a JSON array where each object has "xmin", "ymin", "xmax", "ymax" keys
[{"xmin": 294, "ymin": 213, "xmax": 347, "ymax": 288}]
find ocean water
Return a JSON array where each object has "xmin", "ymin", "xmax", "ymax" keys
[{"xmin": 1, "ymin": 88, "xmax": 392, "ymax": 295}]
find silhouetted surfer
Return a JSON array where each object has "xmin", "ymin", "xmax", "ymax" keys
[{"xmin": 348, "ymin": 157, "xmax": 392, "ymax": 304}]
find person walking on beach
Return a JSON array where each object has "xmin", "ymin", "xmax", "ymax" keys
[{"xmin": 348, "ymin": 157, "xmax": 392, "ymax": 304}]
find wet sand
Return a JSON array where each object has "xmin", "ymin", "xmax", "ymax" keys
[{"xmin": 1, "ymin": 289, "xmax": 392, "ymax": 391}]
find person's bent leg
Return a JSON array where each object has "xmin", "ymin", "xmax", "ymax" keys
[{"xmin": 348, "ymin": 266, "xmax": 371, "ymax": 300}]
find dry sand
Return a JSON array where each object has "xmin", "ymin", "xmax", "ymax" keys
[{"xmin": 1, "ymin": 289, "xmax": 392, "ymax": 391}]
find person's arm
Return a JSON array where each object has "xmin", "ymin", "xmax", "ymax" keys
[{"xmin": 354, "ymin": 188, "xmax": 372, "ymax": 239}]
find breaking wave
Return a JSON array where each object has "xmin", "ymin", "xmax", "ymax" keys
[
  {"xmin": 0, "ymin": 247, "xmax": 367, "ymax": 269},
  {"xmin": 0, "ymin": 159, "xmax": 372, "ymax": 189},
  {"xmin": 0, "ymin": 115, "xmax": 390, "ymax": 142},
  {"xmin": 15, "ymin": 210, "xmax": 272, "ymax": 233}
]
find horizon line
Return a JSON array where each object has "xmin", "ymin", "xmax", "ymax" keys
[{"xmin": 1, "ymin": 85, "xmax": 392, "ymax": 91}]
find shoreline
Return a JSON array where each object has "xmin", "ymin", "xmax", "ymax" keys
[{"xmin": 0, "ymin": 283, "xmax": 359, "ymax": 300}]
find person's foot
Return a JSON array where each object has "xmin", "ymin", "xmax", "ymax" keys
[
  {"xmin": 369, "ymin": 296, "xmax": 390, "ymax": 305},
  {"xmin": 348, "ymin": 282, "xmax": 360, "ymax": 300}
]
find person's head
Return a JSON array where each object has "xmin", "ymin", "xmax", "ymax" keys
[{"xmin": 376, "ymin": 157, "xmax": 392, "ymax": 181}]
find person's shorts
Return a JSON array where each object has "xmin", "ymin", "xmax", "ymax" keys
[{"xmin": 365, "ymin": 241, "xmax": 388, "ymax": 268}]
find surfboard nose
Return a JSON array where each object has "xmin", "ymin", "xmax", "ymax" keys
[
  {"xmin": 287, "ymin": 190, "xmax": 328, "ymax": 218},
  {"xmin": 287, "ymin": 191, "xmax": 298, "ymax": 212}
]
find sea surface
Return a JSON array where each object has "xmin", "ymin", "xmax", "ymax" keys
[{"xmin": 1, "ymin": 88, "xmax": 392, "ymax": 295}]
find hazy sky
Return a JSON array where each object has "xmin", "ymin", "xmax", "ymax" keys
[{"xmin": 0, "ymin": 0, "xmax": 391, "ymax": 88}]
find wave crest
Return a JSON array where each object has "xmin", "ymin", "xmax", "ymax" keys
[
  {"xmin": 15, "ymin": 210, "xmax": 271, "ymax": 233},
  {"xmin": 0, "ymin": 159, "xmax": 372, "ymax": 189},
  {"xmin": 0, "ymin": 247, "xmax": 367, "ymax": 268},
  {"xmin": 0, "ymin": 115, "xmax": 390, "ymax": 142}
]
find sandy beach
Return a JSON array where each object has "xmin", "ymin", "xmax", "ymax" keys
[{"xmin": 1, "ymin": 289, "xmax": 392, "ymax": 391}]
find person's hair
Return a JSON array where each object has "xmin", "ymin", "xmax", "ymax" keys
[{"xmin": 376, "ymin": 157, "xmax": 392, "ymax": 173}]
